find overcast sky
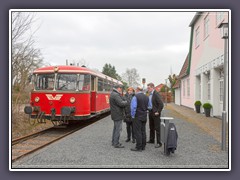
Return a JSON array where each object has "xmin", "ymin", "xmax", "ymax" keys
[{"xmin": 32, "ymin": 10, "xmax": 196, "ymax": 86}]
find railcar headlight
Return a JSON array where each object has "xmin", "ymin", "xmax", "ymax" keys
[
  {"xmin": 35, "ymin": 97, "xmax": 40, "ymax": 102},
  {"xmin": 70, "ymin": 97, "xmax": 76, "ymax": 103}
]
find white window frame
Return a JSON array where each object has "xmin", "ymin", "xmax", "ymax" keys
[
  {"xmin": 204, "ymin": 15, "xmax": 210, "ymax": 38},
  {"xmin": 195, "ymin": 26, "xmax": 200, "ymax": 48},
  {"xmin": 183, "ymin": 80, "xmax": 185, "ymax": 97},
  {"xmin": 187, "ymin": 78, "xmax": 190, "ymax": 97},
  {"xmin": 216, "ymin": 12, "xmax": 224, "ymax": 26}
]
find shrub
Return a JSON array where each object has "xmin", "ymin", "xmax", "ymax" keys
[
  {"xmin": 194, "ymin": 101, "xmax": 202, "ymax": 106},
  {"xmin": 203, "ymin": 103, "xmax": 212, "ymax": 109}
]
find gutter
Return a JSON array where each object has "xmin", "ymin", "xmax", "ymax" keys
[
  {"xmin": 186, "ymin": 12, "xmax": 202, "ymax": 75},
  {"xmin": 189, "ymin": 12, "xmax": 203, "ymax": 27}
]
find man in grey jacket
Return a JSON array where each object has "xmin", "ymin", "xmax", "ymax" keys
[{"xmin": 110, "ymin": 84, "xmax": 128, "ymax": 148}]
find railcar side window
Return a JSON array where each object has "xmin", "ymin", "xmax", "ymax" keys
[
  {"xmin": 110, "ymin": 81, "xmax": 114, "ymax": 91},
  {"xmin": 35, "ymin": 74, "xmax": 55, "ymax": 90},
  {"xmin": 104, "ymin": 80, "xmax": 111, "ymax": 92},
  {"xmin": 56, "ymin": 74, "xmax": 78, "ymax": 91},
  {"xmin": 78, "ymin": 74, "xmax": 90, "ymax": 91},
  {"xmin": 113, "ymin": 83, "xmax": 117, "ymax": 90},
  {"xmin": 98, "ymin": 78, "xmax": 104, "ymax": 92}
]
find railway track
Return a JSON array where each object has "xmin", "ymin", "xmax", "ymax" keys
[{"xmin": 12, "ymin": 112, "xmax": 110, "ymax": 162}]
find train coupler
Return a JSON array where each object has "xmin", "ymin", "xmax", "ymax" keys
[{"xmin": 61, "ymin": 106, "xmax": 76, "ymax": 116}]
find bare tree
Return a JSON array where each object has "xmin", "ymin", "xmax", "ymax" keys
[
  {"xmin": 168, "ymin": 74, "xmax": 177, "ymax": 101},
  {"xmin": 12, "ymin": 12, "xmax": 34, "ymax": 42},
  {"xmin": 11, "ymin": 12, "xmax": 43, "ymax": 107},
  {"xmin": 121, "ymin": 68, "xmax": 140, "ymax": 87}
]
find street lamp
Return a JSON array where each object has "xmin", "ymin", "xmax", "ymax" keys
[
  {"xmin": 218, "ymin": 22, "xmax": 229, "ymax": 38},
  {"xmin": 218, "ymin": 22, "xmax": 228, "ymax": 151}
]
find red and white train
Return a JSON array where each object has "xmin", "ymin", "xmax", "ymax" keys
[{"xmin": 24, "ymin": 65, "xmax": 122, "ymax": 125}]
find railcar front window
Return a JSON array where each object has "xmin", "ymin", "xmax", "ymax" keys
[
  {"xmin": 35, "ymin": 74, "xmax": 55, "ymax": 90},
  {"xmin": 78, "ymin": 74, "xmax": 90, "ymax": 91},
  {"xmin": 56, "ymin": 74, "xmax": 78, "ymax": 91}
]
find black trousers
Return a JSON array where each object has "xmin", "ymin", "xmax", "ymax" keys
[
  {"xmin": 132, "ymin": 118, "xmax": 147, "ymax": 150},
  {"xmin": 126, "ymin": 121, "xmax": 135, "ymax": 140},
  {"xmin": 148, "ymin": 111, "xmax": 161, "ymax": 144}
]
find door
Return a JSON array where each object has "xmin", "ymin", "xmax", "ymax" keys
[{"xmin": 90, "ymin": 76, "xmax": 97, "ymax": 113}]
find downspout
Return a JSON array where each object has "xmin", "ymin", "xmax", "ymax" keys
[
  {"xmin": 187, "ymin": 26, "xmax": 194, "ymax": 75},
  {"xmin": 187, "ymin": 12, "xmax": 201, "ymax": 76}
]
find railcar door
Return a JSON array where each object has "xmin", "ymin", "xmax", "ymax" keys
[{"xmin": 90, "ymin": 75, "xmax": 97, "ymax": 113}]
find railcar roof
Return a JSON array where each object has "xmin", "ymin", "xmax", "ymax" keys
[{"xmin": 34, "ymin": 65, "xmax": 122, "ymax": 84}]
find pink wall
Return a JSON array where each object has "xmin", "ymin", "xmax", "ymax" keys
[{"xmin": 181, "ymin": 12, "xmax": 228, "ymax": 109}]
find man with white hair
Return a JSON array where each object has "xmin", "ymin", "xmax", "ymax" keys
[{"xmin": 130, "ymin": 86, "xmax": 149, "ymax": 152}]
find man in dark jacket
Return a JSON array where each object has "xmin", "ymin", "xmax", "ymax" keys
[
  {"xmin": 147, "ymin": 82, "xmax": 164, "ymax": 148},
  {"xmin": 130, "ymin": 86, "xmax": 149, "ymax": 151},
  {"xmin": 110, "ymin": 84, "xmax": 128, "ymax": 148}
]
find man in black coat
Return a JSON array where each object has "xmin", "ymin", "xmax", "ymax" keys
[
  {"xmin": 110, "ymin": 84, "xmax": 128, "ymax": 148},
  {"xmin": 147, "ymin": 82, "xmax": 164, "ymax": 148},
  {"xmin": 130, "ymin": 86, "xmax": 149, "ymax": 152}
]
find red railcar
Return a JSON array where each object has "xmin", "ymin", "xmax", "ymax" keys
[{"xmin": 24, "ymin": 65, "xmax": 122, "ymax": 125}]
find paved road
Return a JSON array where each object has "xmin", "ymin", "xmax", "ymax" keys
[{"xmin": 12, "ymin": 104, "xmax": 229, "ymax": 169}]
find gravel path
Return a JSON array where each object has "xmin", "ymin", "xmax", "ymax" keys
[{"xmin": 12, "ymin": 103, "xmax": 229, "ymax": 169}]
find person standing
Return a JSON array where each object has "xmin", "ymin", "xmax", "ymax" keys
[
  {"xmin": 147, "ymin": 82, "xmax": 164, "ymax": 148},
  {"xmin": 110, "ymin": 84, "xmax": 128, "ymax": 148},
  {"xmin": 124, "ymin": 87, "xmax": 136, "ymax": 143},
  {"xmin": 130, "ymin": 86, "xmax": 149, "ymax": 151}
]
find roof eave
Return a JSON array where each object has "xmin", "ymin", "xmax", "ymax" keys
[{"xmin": 189, "ymin": 12, "xmax": 203, "ymax": 27}]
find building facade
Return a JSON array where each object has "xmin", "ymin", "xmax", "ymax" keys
[
  {"xmin": 173, "ymin": 54, "xmax": 189, "ymax": 106},
  {"xmin": 176, "ymin": 11, "xmax": 229, "ymax": 119}
]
